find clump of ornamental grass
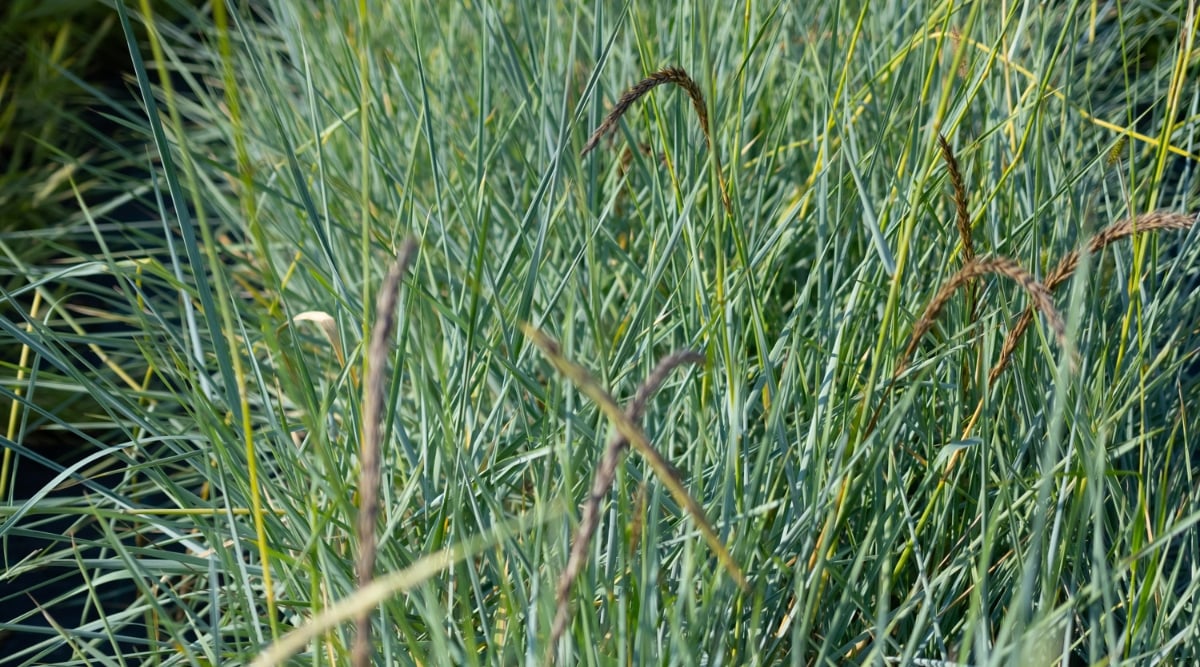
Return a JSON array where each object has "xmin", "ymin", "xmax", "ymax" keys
[{"xmin": 582, "ymin": 66, "xmax": 732, "ymax": 216}]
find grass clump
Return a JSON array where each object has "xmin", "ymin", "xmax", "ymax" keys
[{"xmin": 1, "ymin": 1, "xmax": 1199, "ymax": 666}]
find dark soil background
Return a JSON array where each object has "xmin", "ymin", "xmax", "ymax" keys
[{"xmin": 1, "ymin": 3, "xmax": 202, "ymax": 663}]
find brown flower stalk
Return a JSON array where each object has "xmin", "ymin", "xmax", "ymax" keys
[
  {"xmin": 988, "ymin": 210, "xmax": 1197, "ymax": 384},
  {"xmin": 522, "ymin": 325, "xmax": 746, "ymax": 663},
  {"xmin": 848, "ymin": 255, "xmax": 1066, "ymax": 574},
  {"xmin": 548, "ymin": 350, "xmax": 704, "ymax": 657},
  {"xmin": 582, "ymin": 66, "xmax": 731, "ymax": 216},
  {"xmin": 937, "ymin": 133, "xmax": 974, "ymax": 263},
  {"xmin": 353, "ymin": 238, "xmax": 419, "ymax": 667},
  {"xmin": 895, "ymin": 255, "xmax": 1066, "ymax": 380}
]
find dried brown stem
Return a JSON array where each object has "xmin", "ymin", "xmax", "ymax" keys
[
  {"xmin": 936, "ymin": 133, "xmax": 981, "ymax": 421},
  {"xmin": 547, "ymin": 350, "xmax": 705, "ymax": 660},
  {"xmin": 988, "ymin": 210, "xmax": 1196, "ymax": 384},
  {"xmin": 894, "ymin": 255, "xmax": 1066, "ymax": 380},
  {"xmin": 582, "ymin": 67, "xmax": 708, "ymax": 156},
  {"xmin": 937, "ymin": 133, "xmax": 974, "ymax": 263},
  {"xmin": 582, "ymin": 66, "xmax": 731, "ymax": 216},
  {"xmin": 353, "ymin": 238, "xmax": 419, "ymax": 667}
]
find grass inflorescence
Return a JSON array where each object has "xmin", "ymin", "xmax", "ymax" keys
[
  {"xmin": 541, "ymin": 344, "xmax": 708, "ymax": 661},
  {"xmin": 896, "ymin": 255, "xmax": 1067, "ymax": 380},
  {"xmin": 354, "ymin": 238, "xmax": 418, "ymax": 667},
  {"xmin": 990, "ymin": 210, "xmax": 1198, "ymax": 384},
  {"xmin": 937, "ymin": 133, "xmax": 975, "ymax": 265},
  {"xmin": 582, "ymin": 65, "xmax": 732, "ymax": 216}
]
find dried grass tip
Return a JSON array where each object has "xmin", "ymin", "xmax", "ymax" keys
[
  {"xmin": 582, "ymin": 66, "xmax": 710, "ymax": 157},
  {"xmin": 897, "ymin": 255, "xmax": 1065, "ymax": 378}
]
